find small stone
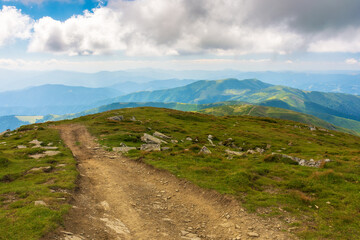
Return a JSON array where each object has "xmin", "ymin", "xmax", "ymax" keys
[
  {"xmin": 199, "ymin": 146, "xmax": 211, "ymax": 154},
  {"xmin": 247, "ymin": 232, "xmax": 259, "ymax": 237},
  {"xmin": 34, "ymin": 200, "xmax": 47, "ymax": 206}
]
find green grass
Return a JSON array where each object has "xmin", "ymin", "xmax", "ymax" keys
[
  {"xmin": 0, "ymin": 125, "xmax": 77, "ymax": 240},
  {"xmin": 198, "ymin": 104, "xmax": 357, "ymax": 135},
  {"xmin": 63, "ymin": 107, "xmax": 360, "ymax": 239}
]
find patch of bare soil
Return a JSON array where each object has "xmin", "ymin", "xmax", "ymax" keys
[{"xmin": 43, "ymin": 124, "xmax": 295, "ymax": 240}]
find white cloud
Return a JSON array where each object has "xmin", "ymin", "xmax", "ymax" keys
[
  {"xmin": 1, "ymin": 0, "xmax": 360, "ymax": 56},
  {"xmin": 345, "ymin": 58, "xmax": 359, "ymax": 64},
  {"xmin": 0, "ymin": 6, "xmax": 33, "ymax": 46},
  {"xmin": 28, "ymin": 0, "xmax": 305, "ymax": 56}
]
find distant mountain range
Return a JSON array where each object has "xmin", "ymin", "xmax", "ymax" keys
[
  {"xmin": 1, "ymin": 78, "xmax": 360, "ymax": 134},
  {"xmin": 0, "ymin": 80, "xmax": 196, "ymax": 116},
  {"xmin": 1, "ymin": 69, "xmax": 359, "ymax": 95}
]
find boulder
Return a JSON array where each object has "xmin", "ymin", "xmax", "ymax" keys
[
  {"xmin": 130, "ymin": 116, "xmax": 137, "ymax": 121},
  {"xmin": 140, "ymin": 144, "xmax": 161, "ymax": 152},
  {"xmin": 141, "ymin": 133, "xmax": 167, "ymax": 144},
  {"xmin": 185, "ymin": 137, "xmax": 192, "ymax": 141},
  {"xmin": 113, "ymin": 147, "xmax": 136, "ymax": 153},
  {"xmin": 199, "ymin": 146, "xmax": 211, "ymax": 154},
  {"xmin": 108, "ymin": 115, "xmax": 124, "ymax": 121},
  {"xmin": 153, "ymin": 131, "xmax": 171, "ymax": 140}
]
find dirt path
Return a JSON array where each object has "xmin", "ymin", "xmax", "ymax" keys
[{"xmin": 45, "ymin": 124, "xmax": 295, "ymax": 240}]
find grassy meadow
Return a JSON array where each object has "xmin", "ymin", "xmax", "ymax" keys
[
  {"xmin": 66, "ymin": 107, "xmax": 360, "ymax": 239},
  {"xmin": 0, "ymin": 125, "xmax": 77, "ymax": 240}
]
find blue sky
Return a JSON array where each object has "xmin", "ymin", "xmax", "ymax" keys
[
  {"xmin": 0, "ymin": 0, "xmax": 105, "ymax": 20},
  {"xmin": 0, "ymin": 0, "xmax": 360, "ymax": 72}
]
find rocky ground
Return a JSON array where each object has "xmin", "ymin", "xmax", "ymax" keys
[{"xmin": 43, "ymin": 124, "xmax": 296, "ymax": 240}]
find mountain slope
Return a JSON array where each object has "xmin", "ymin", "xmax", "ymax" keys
[
  {"xmin": 198, "ymin": 104, "xmax": 357, "ymax": 135},
  {"xmin": 104, "ymin": 79, "xmax": 271, "ymax": 105},
  {"xmin": 111, "ymin": 79, "xmax": 360, "ymax": 133},
  {"xmin": 64, "ymin": 107, "xmax": 360, "ymax": 239},
  {"xmin": 37, "ymin": 101, "xmax": 354, "ymax": 135}
]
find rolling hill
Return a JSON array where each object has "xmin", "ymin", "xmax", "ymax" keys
[
  {"xmin": 36, "ymin": 101, "xmax": 355, "ymax": 135},
  {"xmin": 107, "ymin": 79, "xmax": 360, "ymax": 133},
  {"xmin": 1, "ymin": 106, "xmax": 360, "ymax": 239}
]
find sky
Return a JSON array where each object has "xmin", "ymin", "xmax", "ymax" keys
[{"xmin": 1, "ymin": 0, "xmax": 360, "ymax": 72}]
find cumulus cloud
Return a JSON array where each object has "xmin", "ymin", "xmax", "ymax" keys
[
  {"xmin": 3, "ymin": 0, "xmax": 360, "ymax": 56},
  {"xmin": 0, "ymin": 6, "xmax": 33, "ymax": 46}
]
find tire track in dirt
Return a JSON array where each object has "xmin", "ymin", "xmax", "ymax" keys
[{"xmin": 44, "ymin": 124, "xmax": 295, "ymax": 240}]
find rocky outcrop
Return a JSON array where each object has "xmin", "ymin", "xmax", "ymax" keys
[
  {"xmin": 153, "ymin": 131, "xmax": 171, "ymax": 140},
  {"xmin": 113, "ymin": 147, "xmax": 136, "ymax": 153},
  {"xmin": 272, "ymin": 153, "xmax": 331, "ymax": 168},
  {"xmin": 225, "ymin": 149, "xmax": 244, "ymax": 156},
  {"xmin": 108, "ymin": 116, "xmax": 124, "ymax": 121},
  {"xmin": 141, "ymin": 133, "xmax": 167, "ymax": 144},
  {"xmin": 140, "ymin": 144, "xmax": 161, "ymax": 151}
]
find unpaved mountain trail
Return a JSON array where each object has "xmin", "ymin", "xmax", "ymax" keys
[{"xmin": 45, "ymin": 124, "xmax": 295, "ymax": 240}]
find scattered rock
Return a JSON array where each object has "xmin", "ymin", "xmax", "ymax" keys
[
  {"xmin": 247, "ymin": 149, "xmax": 256, "ymax": 154},
  {"xmin": 271, "ymin": 153, "xmax": 330, "ymax": 168},
  {"xmin": 30, "ymin": 139, "xmax": 42, "ymax": 148},
  {"xmin": 29, "ymin": 150, "xmax": 61, "ymax": 159},
  {"xmin": 309, "ymin": 126, "xmax": 316, "ymax": 131},
  {"xmin": 41, "ymin": 146, "xmax": 59, "ymax": 150},
  {"xmin": 153, "ymin": 131, "xmax": 171, "ymax": 140},
  {"xmin": 255, "ymin": 147, "xmax": 265, "ymax": 154},
  {"xmin": 185, "ymin": 137, "xmax": 192, "ymax": 141},
  {"xmin": 108, "ymin": 115, "xmax": 124, "ymax": 121},
  {"xmin": 113, "ymin": 147, "xmax": 136, "ymax": 153},
  {"xmin": 100, "ymin": 216, "xmax": 130, "ymax": 234},
  {"xmin": 140, "ymin": 144, "xmax": 161, "ymax": 152},
  {"xmin": 100, "ymin": 201, "xmax": 110, "ymax": 211},
  {"xmin": 130, "ymin": 116, "xmax": 137, "ymax": 121},
  {"xmin": 161, "ymin": 147, "xmax": 171, "ymax": 151},
  {"xmin": 34, "ymin": 200, "xmax": 47, "ymax": 206},
  {"xmin": 247, "ymin": 232, "xmax": 259, "ymax": 237},
  {"xmin": 120, "ymin": 142, "xmax": 127, "ymax": 147},
  {"xmin": 29, "ymin": 166, "xmax": 51, "ymax": 172},
  {"xmin": 266, "ymin": 144, "xmax": 271, "ymax": 149},
  {"xmin": 220, "ymin": 222, "xmax": 233, "ymax": 228},
  {"xmin": 141, "ymin": 133, "xmax": 167, "ymax": 144},
  {"xmin": 199, "ymin": 146, "xmax": 211, "ymax": 154},
  {"xmin": 171, "ymin": 140, "xmax": 178, "ymax": 144},
  {"xmin": 225, "ymin": 149, "xmax": 244, "ymax": 156},
  {"xmin": 17, "ymin": 145, "xmax": 27, "ymax": 149}
]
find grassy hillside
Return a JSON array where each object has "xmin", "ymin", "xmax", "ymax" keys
[
  {"xmin": 39, "ymin": 101, "xmax": 359, "ymax": 135},
  {"xmin": 198, "ymin": 104, "xmax": 357, "ymax": 135},
  {"xmin": 111, "ymin": 79, "xmax": 360, "ymax": 133},
  {"xmin": 59, "ymin": 107, "xmax": 360, "ymax": 239},
  {"xmin": 0, "ymin": 125, "xmax": 77, "ymax": 239}
]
